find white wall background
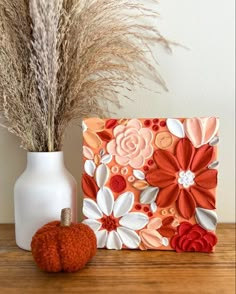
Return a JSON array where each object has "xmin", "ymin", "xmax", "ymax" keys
[{"xmin": 0, "ymin": 0, "xmax": 235, "ymax": 223}]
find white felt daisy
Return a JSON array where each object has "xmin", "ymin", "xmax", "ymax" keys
[{"xmin": 82, "ymin": 189, "xmax": 149, "ymax": 250}]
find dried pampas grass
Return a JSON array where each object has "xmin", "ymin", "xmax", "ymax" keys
[{"xmin": 0, "ymin": 0, "xmax": 171, "ymax": 152}]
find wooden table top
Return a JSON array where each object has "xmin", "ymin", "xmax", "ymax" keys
[{"xmin": 0, "ymin": 224, "xmax": 235, "ymax": 294}]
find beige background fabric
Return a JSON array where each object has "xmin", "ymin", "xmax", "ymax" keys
[{"xmin": 0, "ymin": 0, "xmax": 235, "ymax": 223}]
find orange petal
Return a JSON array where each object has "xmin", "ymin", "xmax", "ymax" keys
[
  {"xmin": 176, "ymin": 189, "xmax": 196, "ymax": 219},
  {"xmin": 154, "ymin": 150, "xmax": 179, "ymax": 173},
  {"xmin": 140, "ymin": 229, "xmax": 163, "ymax": 249},
  {"xmin": 81, "ymin": 174, "xmax": 98, "ymax": 199},
  {"xmin": 97, "ymin": 131, "xmax": 113, "ymax": 142},
  {"xmin": 191, "ymin": 145, "xmax": 214, "ymax": 172},
  {"xmin": 157, "ymin": 184, "xmax": 179, "ymax": 207},
  {"xmin": 158, "ymin": 227, "xmax": 176, "ymax": 238},
  {"xmin": 195, "ymin": 169, "xmax": 218, "ymax": 189},
  {"xmin": 133, "ymin": 180, "xmax": 149, "ymax": 190},
  {"xmin": 146, "ymin": 170, "xmax": 176, "ymax": 188},
  {"xmin": 84, "ymin": 130, "xmax": 102, "ymax": 149},
  {"xmin": 190, "ymin": 186, "xmax": 216, "ymax": 209},
  {"xmin": 84, "ymin": 118, "xmax": 105, "ymax": 132},
  {"xmin": 176, "ymin": 138, "xmax": 195, "ymax": 170}
]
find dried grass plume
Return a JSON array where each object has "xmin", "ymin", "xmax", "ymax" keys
[{"xmin": 0, "ymin": 0, "xmax": 171, "ymax": 151}]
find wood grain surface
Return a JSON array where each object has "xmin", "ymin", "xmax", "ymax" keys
[{"xmin": 0, "ymin": 224, "xmax": 235, "ymax": 294}]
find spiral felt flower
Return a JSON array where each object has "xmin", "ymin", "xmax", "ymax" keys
[
  {"xmin": 146, "ymin": 138, "xmax": 217, "ymax": 219},
  {"xmin": 82, "ymin": 190, "xmax": 148, "ymax": 249},
  {"xmin": 107, "ymin": 119, "xmax": 153, "ymax": 168},
  {"xmin": 170, "ymin": 222, "xmax": 217, "ymax": 252}
]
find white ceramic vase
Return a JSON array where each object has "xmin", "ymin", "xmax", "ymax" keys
[{"xmin": 14, "ymin": 152, "xmax": 77, "ymax": 251}]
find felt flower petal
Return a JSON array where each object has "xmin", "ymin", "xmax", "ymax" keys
[
  {"xmin": 140, "ymin": 229, "xmax": 163, "ymax": 249},
  {"xmin": 119, "ymin": 212, "xmax": 149, "ymax": 230},
  {"xmin": 127, "ymin": 119, "xmax": 142, "ymax": 130},
  {"xmin": 176, "ymin": 138, "xmax": 195, "ymax": 170},
  {"xmin": 195, "ymin": 207, "xmax": 218, "ymax": 231},
  {"xmin": 208, "ymin": 161, "xmax": 219, "ymax": 169},
  {"xmin": 140, "ymin": 186, "xmax": 159, "ymax": 204},
  {"xmin": 97, "ymin": 187, "xmax": 114, "ymax": 216},
  {"xmin": 203, "ymin": 117, "xmax": 219, "ymax": 144},
  {"xmin": 95, "ymin": 164, "xmax": 110, "ymax": 188},
  {"xmin": 190, "ymin": 186, "xmax": 216, "ymax": 209},
  {"xmin": 129, "ymin": 155, "xmax": 145, "ymax": 169},
  {"xmin": 133, "ymin": 170, "xmax": 145, "ymax": 180},
  {"xmin": 176, "ymin": 189, "xmax": 196, "ymax": 219},
  {"xmin": 113, "ymin": 125, "xmax": 125, "ymax": 137},
  {"xmin": 84, "ymin": 118, "xmax": 105, "ymax": 132},
  {"xmin": 195, "ymin": 169, "xmax": 218, "ymax": 189},
  {"xmin": 83, "ymin": 198, "xmax": 103, "ymax": 219},
  {"xmin": 133, "ymin": 180, "xmax": 149, "ymax": 190},
  {"xmin": 153, "ymin": 150, "xmax": 179, "ymax": 173},
  {"xmin": 82, "ymin": 174, "xmax": 98, "ymax": 199},
  {"xmin": 101, "ymin": 154, "xmax": 113, "ymax": 164},
  {"xmin": 106, "ymin": 231, "xmax": 122, "ymax": 250},
  {"xmin": 191, "ymin": 145, "xmax": 214, "ymax": 172},
  {"xmin": 83, "ymin": 146, "xmax": 94, "ymax": 160},
  {"xmin": 147, "ymin": 218, "xmax": 162, "ymax": 230},
  {"xmin": 82, "ymin": 219, "xmax": 102, "ymax": 232},
  {"xmin": 209, "ymin": 136, "xmax": 220, "ymax": 146},
  {"xmin": 167, "ymin": 118, "xmax": 185, "ymax": 138},
  {"xmin": 115, "ymin": 155, "xmax": 130, "ymax": 166},
  {"xmin": 84, "ymin": 160, "xmax": 96, "ymax": 177},
  {"xmin": 184, "ymin": 118, "xmax": 203, "ymax": 148},
  {"xmin": 146, "ymin": 170, "xmax": 176, "ymax": 188},
  {"xmin": 84, "ymin": 130, "xmax": 102, "ymax": 149},
  {"xmin": 113, "ymin": 192, "xmax": 134, "ymax": 218},
  {"xmin": 96, "ymin": 230, "xmax": 108, "ymax": 248},
  {"xmin": 117, "ymin": 227, "xmax": 141, "ymax": 249},
  {"xmin": 157, "ymin": 184, "xmax": 179, "ymax": 207},
  {"xmin": 150, "ymin": 202, "xmax": 158, "ymax": 213}
]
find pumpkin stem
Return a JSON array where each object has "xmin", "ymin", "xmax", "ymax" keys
[{"xmin": 61, "ymin": 208, "xmax": 72, "ymax": 226}]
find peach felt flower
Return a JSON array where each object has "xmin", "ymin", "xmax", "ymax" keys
[{"xmin": 107, "ymin": 119, "xmax": 153, "ymax": 168}]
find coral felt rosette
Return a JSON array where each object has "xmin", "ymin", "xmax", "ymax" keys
[{"xmin": 82, "ymin": 117, "xmax": 219, "ymax": 252}]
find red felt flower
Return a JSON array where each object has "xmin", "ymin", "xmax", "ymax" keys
[
  {"xmin": 146, "ymin": 138, "xmax": 217, "ymax": 219},
  {"xmin": 110, "ymin": 175, "xmax": 127, "ymax": 193},
  {"xmin": 170, "ymin": 222, "xmax": 217, "ymax": 253}
]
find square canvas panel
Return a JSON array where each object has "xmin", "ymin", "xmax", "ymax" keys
[{"xmin": 82, "ymin": 117, "xmax": 219, "ymax": 252}]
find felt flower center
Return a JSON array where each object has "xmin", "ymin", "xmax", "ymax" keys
[
  {"xmin": 101, "ymin": 216, "xmax": 118, "ymax": 232},
  {"xmin": 178, "ymin": 170, "xmax": 195, "ymax": 188}
]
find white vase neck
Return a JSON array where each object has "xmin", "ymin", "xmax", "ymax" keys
[{"xmin": 26, "ymin": 152, "xmax": 65, "ymax": 171}]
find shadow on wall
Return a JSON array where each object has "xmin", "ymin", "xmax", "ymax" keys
[
  {"xmin": 0, "ymin": 128, "xmax": 26, "ymax": 223},
  {"xmin": 63, "ymin": 123, "xmax": 84, "ymax": 222}
]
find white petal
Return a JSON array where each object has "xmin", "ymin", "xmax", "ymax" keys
[
  {"xmin": 209, "ymin": 136, "xmax": 220, "ymax": 146},
  {"xmin": 97, "ymin": 187, "xmax": 114, "ymax": 216},
  {"xmin": 113, "ymin": 192, "xmax": 134, "ymax": 218},
  {"xmin": 83, "ymin": 146, "xmax": 94, "ymax": 160},
  {"xmin": 117, "ymin": 227, "xmax": 141, "ymax": 249},
  {"xmin": 119, "ymin": 212, "xmax": 149, "ymax": 230},
  {"xmin": 83, "ymin": 198, "xmax": 103, "ymax": 220},
  {"xmin": 106, "ymin": 231, "xmax": 122, "ymax": 250},
  {"xmin": 82, "ymin": 121, "xmax": 88, "ymax": 132},
  {"xmin": 195, "ymin": 207, "xmax": 218, "ymax": 231},
  {"xmin": 208, "ymin": 161, "xmax": 219, "ymax": 169},
  {"xmin": 95, "ymin": 230, "xmax": 108, "ymax": 248},
  {"xmin": 150, "ymin": 202, "xmax": 158, "ymax": 213},
  {"xmin": 167, "ymin": 118, "xmax": 185, "ymax": 138},
  {"xmin": 82, "ymin": 219, "xmax": 102, "ymax": 232},
  {"xmin": 161, "ymin": 237, "xmax": 169, "ymax": 247},
  {"xmin": 95, "ymin": 164, "xmax": 110, "ymax": 188},
  {"xmin": 140, "ymin": 186, "xmax": 159, "ymax": 204},
  {"xmin": 133, "ymin": 170, "xmax": 145, "ymax": 180},
  {"xmin": 84, "ymin": 160, "xmax": 96, "ymax": 177},
  {"xmin": 101, "ymin": 154, "xmax": 113, "ymax": 164}
]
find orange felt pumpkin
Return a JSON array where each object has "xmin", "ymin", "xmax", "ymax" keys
[{"xmin": 31, "ymin": 208, "xmax": 97, "ymax": 272}]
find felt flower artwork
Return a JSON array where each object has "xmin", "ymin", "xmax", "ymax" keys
[{"xmin": 82, "ymin": 118, "xmax": 219, "ymax": 252}]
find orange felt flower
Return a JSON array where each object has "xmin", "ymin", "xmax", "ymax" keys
[{"xmin": 146, "ymin": 138, "xmax": 217, "ymax": 219}]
